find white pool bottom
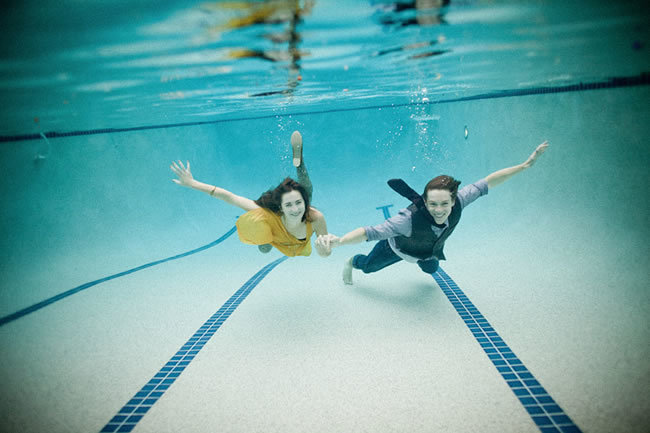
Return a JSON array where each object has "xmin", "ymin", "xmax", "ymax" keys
[{"xmin": 0, "ymin": 232, "xmax": 647, "ymax": 433}]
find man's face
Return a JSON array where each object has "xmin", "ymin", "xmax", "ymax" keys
[{"xmin": 425, "ymin": 189, "xmax": 454, "ymax": 224}]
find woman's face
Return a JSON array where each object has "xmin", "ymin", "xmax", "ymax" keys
[
  {"xmin": 280, "ymin": 190, "xmax": 306, "ymax": 221},
  {"xmin": 425, "ymin": 189, "xmax": 454, "ymax": 224}
]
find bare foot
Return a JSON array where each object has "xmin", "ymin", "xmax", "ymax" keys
[
  {"xmin": 343, "ymin": 257, "xmax": 354, "ymax": 285},
  {"xmin": 291, "ymin": 131, "xmax": 303, "ymax": 167}
]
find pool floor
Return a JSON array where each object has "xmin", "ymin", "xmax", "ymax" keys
[{"xmin": 1, "ymin": 228, "xmax": 647, "ymax": 433}]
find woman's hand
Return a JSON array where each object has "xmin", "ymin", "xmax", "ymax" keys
[
  {"xmin": 522, "ymin": 141, "xmax": 549, "ymax": 169},
  {"xmin": 315, "ymin": 234, "xmax": 339, "ymax": 256},
  {"xmin": 171, "ymin": 160, "xmax": 195, "ymax": 187}
]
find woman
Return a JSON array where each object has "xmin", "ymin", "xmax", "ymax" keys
[{"xmin": 171, "ymin": 131, "xmax": 332, "ymax": 257}]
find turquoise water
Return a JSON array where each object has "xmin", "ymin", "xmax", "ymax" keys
[
  {"xmin": 1, "ymin": 0, "xmax": 649, "ymax": 136},
  {"xmin": 1, "ymin": 1, "xmax": 649, "ymax": 433}
]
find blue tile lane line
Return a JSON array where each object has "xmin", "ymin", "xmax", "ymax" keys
[
  {"xmin": 0, "ymin": 226, "xmax": 237, "ymax": 327},
  {"xmin": 99, "ymin": 255, "xmax": 288, "ymax": 433},
  {"xmin": 431, "ymin": 267, "xmax": 583, "ymax": 433},
  {"xmin": 378, "ymin": 204, "xmax": 582, "ymax": 431}
]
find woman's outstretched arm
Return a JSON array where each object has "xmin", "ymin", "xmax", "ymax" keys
[
  {"xmin": 171, "ymin": 160, "xmax": 259, "ymax": 211},
  {"xmin": 486, "ymin": 141, "xmax": 549, "ymax": 189}
]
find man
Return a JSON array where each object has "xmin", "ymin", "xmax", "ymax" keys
[{"xmin": 317, "ymin": 141, "xmax": 548, "ymax": 284}]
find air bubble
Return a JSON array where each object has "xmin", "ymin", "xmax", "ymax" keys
[{"xmin": 34, "ymin": 132, "xmax": 51, "ymax": 161}]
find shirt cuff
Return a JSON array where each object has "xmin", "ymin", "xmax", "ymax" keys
[
  {"xmin": 477, "ymin": 178, "xmax": 488, "ymax": 195},
  {"xmin": 363, "ymin": 226, "xmax": 379, "ymax": 242}
]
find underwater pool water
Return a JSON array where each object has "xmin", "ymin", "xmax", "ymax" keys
[{"xmin": 1, "ymin": 1, "xmax": 649, "ymax": 432}]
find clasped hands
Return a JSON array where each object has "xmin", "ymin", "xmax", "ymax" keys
[{"xmin": 315, "ymin": 233, "xmax": 341, "ymax": 253}]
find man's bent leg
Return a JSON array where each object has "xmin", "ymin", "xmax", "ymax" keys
[{"xmin": 353, "ymin": 240, "xmax": 402, "ymax": 274}]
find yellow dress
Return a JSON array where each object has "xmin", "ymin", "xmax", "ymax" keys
[{"xmin": 236, "ymin": 208, "xmax": 313, "ymax": 257}]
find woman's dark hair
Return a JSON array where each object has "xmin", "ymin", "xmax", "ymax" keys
[
  {"xmin": 423, "ymin": 175, "xmax": 461, "ymax": 201},
  {"xmin": 255, "ymin": 177, "xmax": 312, "ymax": 222}
]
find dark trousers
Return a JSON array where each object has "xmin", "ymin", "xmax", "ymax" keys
[{"xmin": 352, "ymin": 240, "xmax": 440, "ymax": 274}]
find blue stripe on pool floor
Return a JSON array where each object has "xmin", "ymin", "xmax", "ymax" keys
[
  {"xmin": 0, "ymin": 227, "xmax": 237, "ymax": 327},
  {"xmin": 432, "ymin": 267, "xmax": 583, "ymax": 433},
  {"xmin": 99, "ymin": 256, "xmax": 288, "ymax": 433}
]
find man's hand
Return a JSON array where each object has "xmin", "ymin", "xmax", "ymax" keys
[{"xmin": 522, "ymin": 141, "xmax": 549, "ymax": 169}]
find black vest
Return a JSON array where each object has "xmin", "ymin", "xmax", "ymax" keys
[{"xmin": 394, "ymin": 201, "xmax": 462, "ymax": 260}]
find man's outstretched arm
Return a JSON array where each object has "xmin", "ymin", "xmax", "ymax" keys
[{"xmin": 486, "ymin": 141, "xmax": 549, "ymax": 189}]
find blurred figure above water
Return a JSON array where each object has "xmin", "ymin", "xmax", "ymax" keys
[
  {"xmin": 373, "ymin": 0, "xmax": 451, "ymax": 27},
  {"xmin": 371, "ymin": 1, "xmax": 452, "ymax": 60},
  {"xmin": 202, "ymin": 0, "xmax": 313, "ymax": 97}
]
